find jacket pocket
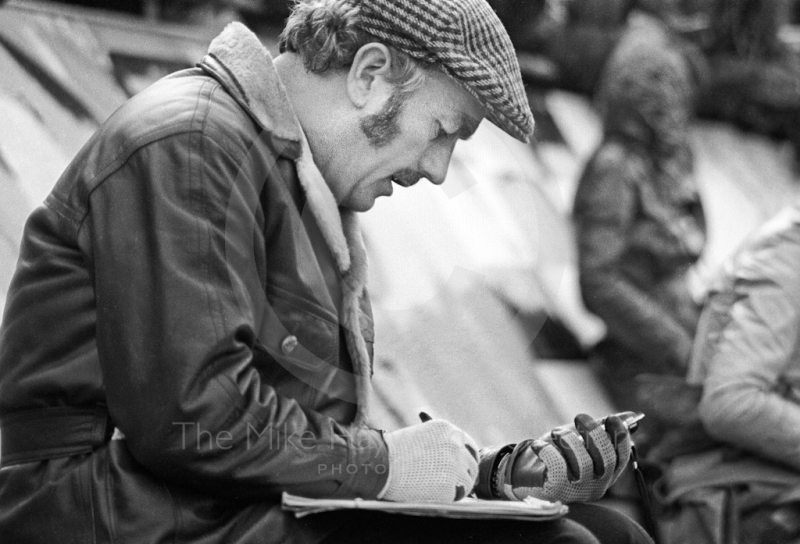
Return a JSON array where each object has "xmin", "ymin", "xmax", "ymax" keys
[
  {"xmin": 251, "ymin": 287, "xmax": 350, "ymax": 408},
  {"xmin": 259, "ymin": 286, "xmax": 339, "ymax": 372}
]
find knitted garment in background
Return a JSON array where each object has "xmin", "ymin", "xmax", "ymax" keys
[
  {"xmin": 594, "ymin": 12, "xmax": 703, "ymax": 221},
  {"xmin": 595, "ymin": 12, "xmax": 696, "ymax": 157},
  {"xmin": 380, "ymin": 420, "xmax": 480, "ymax": 502}
]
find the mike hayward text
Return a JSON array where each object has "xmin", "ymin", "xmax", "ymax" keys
[{"xmin": 172, "ymin": 421, "xmax": 387, "ymax": 475}]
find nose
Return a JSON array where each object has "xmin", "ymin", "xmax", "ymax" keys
[{"xmin": 420, "ymin": 141, "xmax": 456, "ymax": 186}]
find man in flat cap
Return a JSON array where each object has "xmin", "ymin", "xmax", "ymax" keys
[{"xmin": 0, "ymin": 0, "xmax": 652, "ymax": 542}]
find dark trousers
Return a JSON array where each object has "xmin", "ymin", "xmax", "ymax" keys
[{"xmin": 319, "ymin": 503, "xmax": 654, "ymax": 544}]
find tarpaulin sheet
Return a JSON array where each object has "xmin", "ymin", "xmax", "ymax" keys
[
  {"xmin": 0, "ymin": 43, "xmax": 98, "ymax": 159},
  {"xmin": 369, "ymin": 272, "xmax": 614, "ymax": 445},
  {"xmin": 0, "ymin": 7, "xmax": 128, "ymax": 124},
  {"xmin": 364, "ymin": 119, "xmax": 614, "ymax": 441},
  {"xmin": 364, "ymin": 97, "xmax": 800, "ymax": 442}
]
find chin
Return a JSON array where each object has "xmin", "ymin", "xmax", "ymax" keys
[
  {"xmin": 342, "ymin": 186, "xmax": 385, "ymax": 212},
  {"xmin": 341, "ymin": 196, "xmax": 377, "ymax": 213}
]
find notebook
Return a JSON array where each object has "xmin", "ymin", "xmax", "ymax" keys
[{"xmin": 282, "ymin": 492, "xmax": 568, "ymax": 521}]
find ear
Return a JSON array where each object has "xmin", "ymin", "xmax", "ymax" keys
[{"xmin": 346, "ymin": 43, "xmax": 395, "ymax": 110}]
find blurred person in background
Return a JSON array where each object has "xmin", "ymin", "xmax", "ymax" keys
[
  {"xmin": 491, "ymin": 0, "xmax": 800, "ymax": 164},
  {"xmin": 658, "ymin": 200, "xmax": 800, "ymax": 544},
  {"xmin": 0, "ymin": 0, "xmax": 652, "ymax": 542},
  {"xmin": 572, "ymin": 8, "xmax": 707, "ymax": 455}
]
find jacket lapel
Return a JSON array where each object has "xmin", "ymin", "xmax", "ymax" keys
[
  {"xmin": 297, "ymin": 135, "xmax": 373, "ymax": 427},
  {"xmin": 205, "ymin": 23, "xmax": 373, "ymax": 426}
]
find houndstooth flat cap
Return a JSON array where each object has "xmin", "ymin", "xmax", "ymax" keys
[{"xmin": 357, "ymin": 0, "xmax": 534, "ymax": 142}]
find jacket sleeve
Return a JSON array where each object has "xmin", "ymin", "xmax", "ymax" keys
[
  {"xmin": 574, "ymin": 147, "xmax": 694, "ymax": 369},
  {"xmin": 83, "ymin": 130, "xmax": 387, "ymax": 501},
  {"xmin": 698, "ymin": 234, "xmax": 800, "ymax": 470}
]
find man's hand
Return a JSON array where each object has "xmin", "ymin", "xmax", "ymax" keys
[
  {"xmin": 497, "ymin": 414, "xmax": 631, "ymax": 503},
  {"xmin": 379, "ymin": 419, "xmax": 479, "ymax": 503}
]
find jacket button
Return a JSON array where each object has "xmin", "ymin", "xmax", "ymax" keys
[{"xmin": 281, "ymin": 335, "xmax": 298, "ymax": 355}]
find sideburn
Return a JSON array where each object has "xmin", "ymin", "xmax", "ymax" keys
[{"xmin": 360, "ymin": 90, "xmax": 405, "ymax": 148}]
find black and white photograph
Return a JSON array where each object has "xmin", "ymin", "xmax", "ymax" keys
[{"xmin": 1, "ymin": 1, "xmax": 799, "ymax": 542}]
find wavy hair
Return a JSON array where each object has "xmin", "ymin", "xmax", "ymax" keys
[{"xmin": 279, "ymin": 0, "xmax": 430, "ymax": 94}]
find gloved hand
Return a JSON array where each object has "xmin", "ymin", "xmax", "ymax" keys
[
  {"xmin": 379, "ymin": 419, "xmax": 479, "ymax": 503},
  {"xmin": 494, "ymin": 414, "xmax": 631, "ymax": 503}
]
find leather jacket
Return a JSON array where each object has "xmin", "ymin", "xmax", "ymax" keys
[{"xmin": 0, "ymin": 23, "xmax": 387, "ymax": 544}]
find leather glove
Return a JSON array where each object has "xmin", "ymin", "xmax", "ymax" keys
[
  {"xmin": 482, "ymin": 414, "xmax": 631, "ymax": 503},
  {"xmin": 379, "ymin": 419, "xmax": 479, "ymax": 503}
]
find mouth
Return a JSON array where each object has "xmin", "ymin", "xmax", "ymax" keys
[
  {"xmin": 390, "ymin": 175, "xmax": 408, "ymax": 187},
  {"xmin": 391, "ymin": 175, "xmax": 418, "ymax": 188}
]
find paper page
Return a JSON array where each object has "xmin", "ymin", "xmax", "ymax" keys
[{"xmin": 282, "ymin": 493, "xmax": 568, "ymax": 522}]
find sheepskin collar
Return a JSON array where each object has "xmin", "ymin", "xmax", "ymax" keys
[
  {"xmin": 200, "ymin": 23, "xmax": 373, "ymax": 425},
  {"xmin": 201, "ymin": 23, "xmax": 302, "ymax": 154},
  {"xmin": 201, "ymin": 22, "xmax": 354, "ymax": 272}
]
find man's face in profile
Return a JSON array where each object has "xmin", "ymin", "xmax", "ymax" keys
[{"xmin": 330, "ymin": 69, "xmax": 485, "ymax": 212}]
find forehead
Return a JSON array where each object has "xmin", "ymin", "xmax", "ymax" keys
[{"xmin": 419, "ymin": 70, "xmax": 485, "ymax": 130}]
